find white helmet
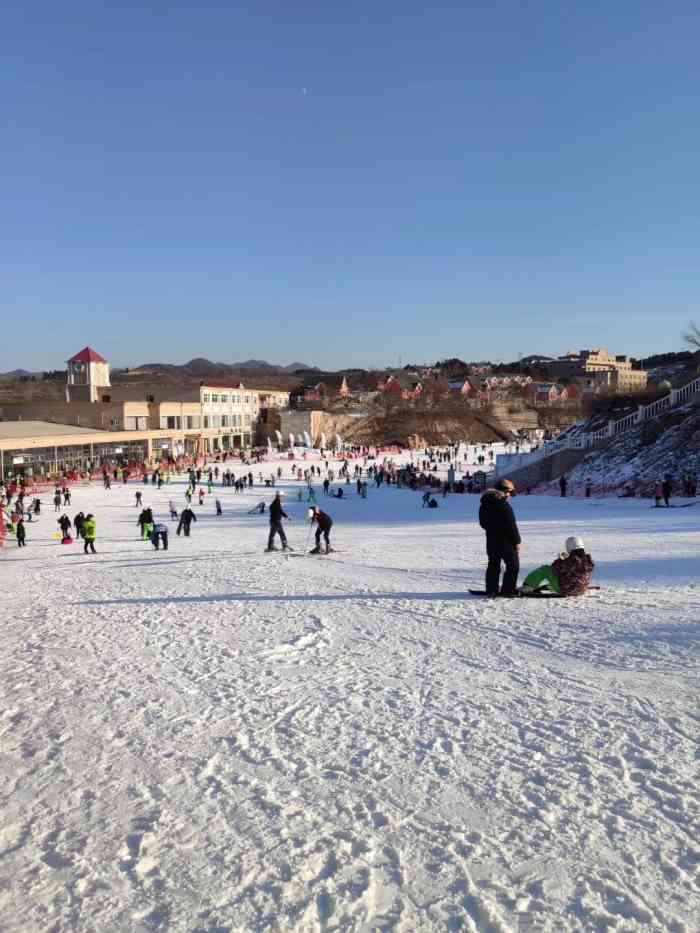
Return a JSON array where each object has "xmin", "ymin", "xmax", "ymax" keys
[{"xmin": 566, "ymin": 536, "xmax": 585, "ymax": 553}]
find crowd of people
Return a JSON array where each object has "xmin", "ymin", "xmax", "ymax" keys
[{"xmin": 1, "ymin": 445, "xmax": 696, "ymax": 602}]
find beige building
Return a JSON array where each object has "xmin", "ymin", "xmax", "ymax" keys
[
  {"xmin": 549, "ymin": 348, "xmax": 647, "ymax": 391},
  {"xmin": 0, "ymin": 347, "xmax": 291, "ymax": 460}
]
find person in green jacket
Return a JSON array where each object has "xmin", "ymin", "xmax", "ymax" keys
[{"xmin": 83, "ymin": 514, "xmax": 97, "ymax": 554}]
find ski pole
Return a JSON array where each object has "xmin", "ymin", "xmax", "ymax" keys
[{"xmin": 303, "ymin": 514, "xmax": 314, "ymax": 552}]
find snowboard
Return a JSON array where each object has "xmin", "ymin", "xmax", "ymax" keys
[
  {"xmin": 469, "ymin": 588, "xmax": 599, "ymax": 599},
  {"xmin": 468, "ymin": 590, "xmax": 563, "ymax": 599}
]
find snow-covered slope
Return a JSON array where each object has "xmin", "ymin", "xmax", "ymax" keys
[
  {"xmin": 566, "ymin": 406, "xmax": 700, "ymax": 491},
  {"xmin": 1, "ymin": 460, "xmax": 698, "ymax": 931}
]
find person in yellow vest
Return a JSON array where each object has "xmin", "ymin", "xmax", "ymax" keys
[{"xmin": 83, "ymin": 514, "xmax": 97, "ymax": 554}]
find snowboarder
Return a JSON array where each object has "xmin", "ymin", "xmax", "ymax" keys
[
  {"xmin": 309, "ymin": 506, "xmax": 333, "ymax": 554},
  {"xmin": 522, "ymin": 537, "xmax": 595, "ymax": 596},
  {"xmin": 478, "ymin": 479, "xmax": 521, "ymax": 597},
  {"xmin": 266, "ymin": 492, "xmax": 291, "ymax": 551}
]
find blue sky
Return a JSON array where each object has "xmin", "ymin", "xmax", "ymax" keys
[{"xmin": 2, "ymin": 1, "xmax": 699, "ymax": 372}]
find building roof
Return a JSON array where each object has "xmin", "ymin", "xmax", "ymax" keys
[
  {"xmin": 68, "ymin": 346, "xmax": 108, "ymax": 364},
  {"xmin": 201, "ymin": 383, "xmax": 289, "ymax": 393},
  {"xmin": 0, "ymin": 420, "xmax": 105, "ymax": 440}
]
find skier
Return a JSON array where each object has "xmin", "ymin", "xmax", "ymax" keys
[
  {"xmin": 177, "ymin": 506, "xmax": 196, "ymax": 537},
  {"xmin": 215, "ymin": 498, "xmax": 223, "ymax": 516},
  {"xmin": 522, "ymin": 537, "xmax": 595, "ymax": 596},
  {"xmin": 135, "ymin": 490, "xmax": 142, "ymax": 507},
  {"xmin": 478, "ymin": 479, "xmax": 521, "ymax": 597},
  {"xmin": 83, "ymin": 514, "xmax": 97, "ymax": 554},
  {"xmin": 266, "ymin": 491, "xmax": 291, "ymax": 551},
  {"xmin": 151, "ymin": 522, "xmax": 169, "ymax": 550},
  {"xmin": 309, "ymin": 505, "xmax": 333, "ymax": 554},
  {"xmin": 53, "ymin": 489, "xmax": 62, "ymax": 512}
]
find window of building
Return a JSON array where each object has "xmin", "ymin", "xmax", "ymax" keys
[
  {"xmin": 203, "ymin": 416, "xmax": 209, "ymax": 428},
  {"xmin": 211, "ymin": 393, "xmax": 219, "ymax": 403},
  {"xmin": 203, "ymin": 393, "xmax": 210, "ymax": 403},
  {"xmin": 220, "ymin": 394, "xmax": 228, "ymax": 403},
  {"xmin": 221, "ymin": 415, "xmax": 229, "ymax": 427},
  {"xmin": 211, "ymin": 415, "xmax": 220, "ymax": 428}
]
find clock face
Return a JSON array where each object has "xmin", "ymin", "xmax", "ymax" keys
[{"xmin": 74, "ymin": 363, "xmax": 84, "ymax": 372}]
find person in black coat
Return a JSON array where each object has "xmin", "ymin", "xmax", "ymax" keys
[
  {"xmin": 662, "ymin": 476, "xmax": 673, "ymax": 507},
  {"xmin": 177, "ymin": 506, "xmax": 196, "ymax": 537},
  {"xmin": 58, "ymin": 514, "xmax": 72, "ymax": 537},
  {"xmin": 478, "ymin": 479, "xmax": 521, "ymax": 596},
  {"xmin": 73, "ymin": 512, "xmax": 85, "ymax": 538},
  {"xmin": 267, "ymin": 492, "xmax": 290, "ymax": 551},
  {"xmin": 309, "ymin": 506, "xmax": 333, "ymax": 553}
]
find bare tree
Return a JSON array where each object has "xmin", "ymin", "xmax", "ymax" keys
[{"xmin": 683, "ymin": 321, "xmax": 700, "ymax": 350}]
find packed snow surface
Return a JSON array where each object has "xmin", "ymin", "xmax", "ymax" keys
[{"xmin": 2, "ymin": 458, "xmax": 699, "ymax": 932}]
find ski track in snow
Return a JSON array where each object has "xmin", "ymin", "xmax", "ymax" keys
[{"xmin": 1, "ymin": 460, "xmax": 699, "ymax": 932}]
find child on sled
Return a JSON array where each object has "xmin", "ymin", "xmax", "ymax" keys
[{"xmin": 521, "ymin": 537, "xmax": 595, "ymax": 596}]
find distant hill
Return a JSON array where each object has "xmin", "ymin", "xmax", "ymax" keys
[
  {"xmin": 130, "ymin": 358, "xmax": 318, "ymax": 377},
  {"xmin": 0, "ymin": 369, "xmax": 41, "ymax": 381}
]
